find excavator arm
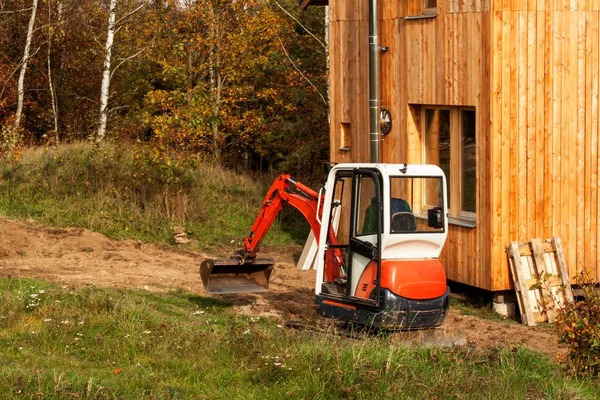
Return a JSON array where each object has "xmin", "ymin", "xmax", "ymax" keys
[
  {"xmin": 240, "ymin": 174, "xmax": 323, "ymax": 260},
  {"xmin": 200, "ymin": 174, "xmax": 343, "ymax": 293}
]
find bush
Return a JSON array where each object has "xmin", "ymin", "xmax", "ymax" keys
[{"xmin": 555, "ymin": 271, "xmax": 600, "ymax": 379}]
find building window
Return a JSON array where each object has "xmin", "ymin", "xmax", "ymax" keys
[
  {"xmin": 424, "ymin": 107, "xmax": 476, "ymax": 221},
  {"xmin": 424, "ymin": 0, "xmax": 437, "ymax": 11},
  {"xmin": 424, "ymin": 109, "xmax": 451, "ymax": 208},
  {"xmin": 406, "ymin": 0, "xmax": 438, "ymax": 18},
  {"xmin": 340, "ymin": 123, "xmax": 351, "ymax": 151},
  {"xmin": 461, "ymin": 110, "xmax": 476, "ymax": 214}
]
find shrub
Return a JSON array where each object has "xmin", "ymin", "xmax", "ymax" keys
[
  {"xmin": 555, "ymin": 271, "xmax": 600, "ymax": 379},
  {"xmin": 0, "ymin": 117, "xmax": 22, "ymax": 162}
]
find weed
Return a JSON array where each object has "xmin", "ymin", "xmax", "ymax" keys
[
  {"xmin": 555, "ymin": 270, "xmax": 600, "ymax": 379},
  {"xmin": 0, "ymin": 278, "xmax": 597, "ymax": 399}
]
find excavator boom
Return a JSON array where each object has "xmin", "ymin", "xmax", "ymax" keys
[{"xmin": 200, "ymin": 174, "xmax": 342, "ymax": 293}]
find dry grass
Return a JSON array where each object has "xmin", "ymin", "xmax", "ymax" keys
[{"xmin": 0, "ymin": 142, "xmax": 309, "ymax": 249}]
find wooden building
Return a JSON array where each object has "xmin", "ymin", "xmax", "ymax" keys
[{"xmin": 300, "ymin": 0, "xmax": 600, "ymax": 291}]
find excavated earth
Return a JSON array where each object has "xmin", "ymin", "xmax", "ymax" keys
[{"xmin": 0, "ymin": 217, "xmax": 564, "ymax": 357}]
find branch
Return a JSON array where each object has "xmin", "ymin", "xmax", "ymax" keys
[
  {"xmin": 32, "ymin": 22, "xmax": 51, "ymax": 34},
  {"xmin": 0, "ymin": 60, "xmax": 24, "ymax": 100},
  {"xmin": 76, "ymin": 96, "xmax": 99, "ymax": 105},
  {"xmin": 0, "ymin": 7, "xmax": 32, "ymax": 14},
  {"xmin": 92, "ymin": 34, "xmax": 104, "ymax": 50},
  {"xmin": 272, "ymin": 0, "xmax": 326, "ymax": 51},
  {"xmin": 1, "ymin": 44, "xmax": 43, "ymax": 97},
  {"xmin": 108, "ymin": 104, "xmax": 128, "ymax": 114},
  {"xmin": 27, "ymin": 45, "xmax": 43, "ymax": 61},
  {"xmin": 115, "ymin": 3, "xmax": 145, "ymax": 27},
  {"xmin": 277, "ymin": 37, "xmax": 327, "ymax": 107},
  {"xmin": 109, "ymin": 48, "xmax": 145, "ymax": 80}
]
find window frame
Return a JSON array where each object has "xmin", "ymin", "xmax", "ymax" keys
[
  {"xmin": 458, "ymin": 109, "xmax": 477, "ymax": 219},
  {"xmin": 406, "ymin": 0, "xmax": 438, "ymax": 19},
  {"xmin": 422, "ymin": 0, "xmax": 438, "ymax": 14},
  {"xmin": 422, "ymin": 106, "xmax": 476, "ymax": 226}
]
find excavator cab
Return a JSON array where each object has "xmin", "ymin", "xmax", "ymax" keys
[{"xmin": 315, "ymin": 164, "xmax": 449, "ymax": 329}]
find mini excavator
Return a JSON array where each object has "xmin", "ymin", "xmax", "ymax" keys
[{"xmin": 200, "ymin": 164, "xmax": 450, "ymax": 329}]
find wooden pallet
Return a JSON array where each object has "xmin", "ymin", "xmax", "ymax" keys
[{"xmin": 506, "ymin": 237, "xmax": 574, "ymax": 326}]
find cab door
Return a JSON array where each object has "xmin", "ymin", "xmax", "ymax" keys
[{"xmin": 347, "ymin": 169, "xmax": 382, "ymax": 305}]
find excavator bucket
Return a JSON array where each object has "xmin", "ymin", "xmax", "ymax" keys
[{"xmin": 199, "ymin": 257, "xmax": 274, "ymax": 294}]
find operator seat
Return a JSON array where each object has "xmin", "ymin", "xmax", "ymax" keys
[
  {"xmin": 362, "ymin": 197, "xmax": 415, "ymax": 234},
  {"xmin": 390, "ymin": 198, "xmax": 415, "ymax": 232}
]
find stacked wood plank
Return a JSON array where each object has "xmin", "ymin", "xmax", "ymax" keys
[{"xmin": 506, "ymin": 237, "xmax": 574, "ymax": 326}]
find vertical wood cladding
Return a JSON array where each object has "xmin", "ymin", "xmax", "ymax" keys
[{"xmin": 327, "ymin": 0, "xmax": 600, "ymax": 290}]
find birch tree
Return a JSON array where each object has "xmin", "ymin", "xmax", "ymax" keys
[
  {"xmin": 95, "ymin": 0, "xmax": 146, "ymax": 143},
  {"xmin": 95, "ymin": 0, "xmax": 118, "ymax": 143},
  {"xmin": 11, "ymin": 0, "xmax": 39, "ymax": 139}
]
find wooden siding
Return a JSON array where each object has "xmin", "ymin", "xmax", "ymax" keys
[
  {"xmin": 381, "ymin": 6, "xmax": 493, "ymax": 289},
  {"xmin": 327, "ymin": 0, "xmax": 600, "ymax": 291},
  {"xmin": 490, "ymin": 10, "xmax": 600, "ymax": 290},
  {"xmin": 328, "ymin": 0, "xmax": 369, "ymax": 163}
]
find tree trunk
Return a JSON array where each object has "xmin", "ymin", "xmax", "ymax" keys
[
  {"xmin": 96, "ymin": 0, "xmax": 118, "ymax": 143},
  {"xmin": 209, "ymin": 2, "xmax": 221, "ymax": 166},
  {"xmin": 209, "ymin": 54, "xmax": 222, "ymax": 166},
  {"xmin": 12, "ymin": 0, "xmax": 39, "ymax": 138},
  {"xmin": 47, "ymin": 0, "xmax": 61, "ymax": 143},
  {"xmin": 186, "ymin": 40, "xmax": 193, "ymax": 106}
]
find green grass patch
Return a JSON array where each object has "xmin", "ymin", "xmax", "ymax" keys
[
  {"xmin": 0, "ymin": 143, "xmax": 309, "ymax": 250},
  {"xmin": 0, "ymin": 278, "xmax": 597, "ymax": 399},
  {"xmin": 451, "ymin": 296, "xmax": 508, "ymax": 322}
]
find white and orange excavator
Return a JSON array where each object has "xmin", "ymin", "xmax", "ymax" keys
[{"xmin": 200, "ymin": 164, "xmax": 450, "ymax": 329}]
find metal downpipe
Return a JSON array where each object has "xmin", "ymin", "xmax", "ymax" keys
[{"xmin": 369, "ymin": 0, "xmax": 380, "ymax": 163}]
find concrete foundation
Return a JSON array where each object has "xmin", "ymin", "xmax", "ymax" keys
[{"xmin": 492, "ymin": 291, "xmax": 517, "ymax": 318}]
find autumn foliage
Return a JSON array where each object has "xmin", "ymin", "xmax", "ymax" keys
[
  {"xmin": 0, "ymin": 0, "xmax": 328, "ymax": 178},
  {"xmin": 555, "ymin": 271, "xmax": 600, "ymax": 379}
]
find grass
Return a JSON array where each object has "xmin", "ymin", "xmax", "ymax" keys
[
  {"xmin": 1, "ymin": 143, "xmax": 597, "ymax": 398},
  {"xmin": 0, "ymin": 277, "xmax": 597, "ymax": 400},
  {"xmin": 450, "ymin": 296, "xmax": 508, "ymax": 322},
  {"xmin": 448, "ymin": 282, "xmax": 510, "ymax": 322},
  {"xmin": 0, "ymin": 142, "xmax": 309, "ymax": 252}
]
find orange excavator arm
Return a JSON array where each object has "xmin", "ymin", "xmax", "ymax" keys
[
  {"xmin": 200, "ymin": 174, "xmax": 343, "ymax": 293},
  {"xmin": 242, "ymin": 175, "xmax": 324, "ymax": 256}
]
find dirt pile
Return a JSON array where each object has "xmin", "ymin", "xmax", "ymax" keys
[{"xmin": 0, "ymin": 217, "xmax": 564, "ymax": 357}]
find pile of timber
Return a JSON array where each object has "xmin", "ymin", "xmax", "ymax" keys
[{"xmin": 506, "ymin": 237, "xmax": 574, "ymax": 326}]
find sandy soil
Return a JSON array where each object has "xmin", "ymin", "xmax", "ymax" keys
[{"xmin": 0, "ymin": 217, "xmax": 564, "ymax": 357}]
